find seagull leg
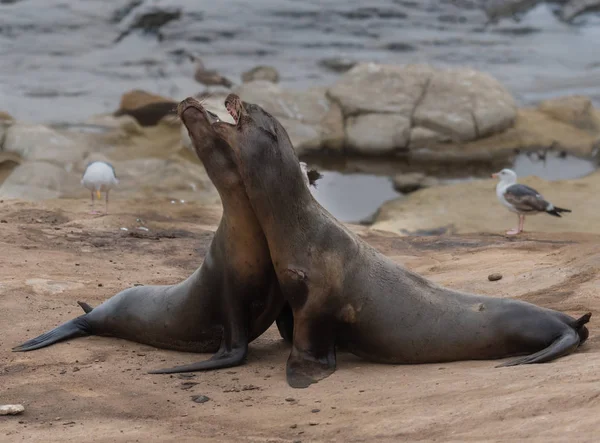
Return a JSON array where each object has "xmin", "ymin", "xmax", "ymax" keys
[
  {"xmin": 506, "ymin": 214, "xmax": 521, "ymax": 235},
  {"xmin": 90, "ymin": 191, "xmax": 98, "ymax": 215},
  {"xmin": 105, "ymin": 190, "xmax": 109, "ymax": 215},
  {"xmin": 518, "ymin": 215, "xmax": 525, "ymax": 233}
]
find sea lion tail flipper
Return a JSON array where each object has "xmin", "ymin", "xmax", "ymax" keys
[
  {"xmin": 11, "ymin": 316, "xmax": 92, "ymax": 352},
  {"xmin": 77, "ymin": 301, "xmax": 94, "ymax": 313},
  {"xmin": 495, "ymin": 328, "xmax": 580, "ymax": 368},
  {"xmin": 148, "ymin": 344, "xmax": 248, "ymax": 374},
  {"xmin": 573, "ymin": 312, "xmax": 592, "ymax": 345}
]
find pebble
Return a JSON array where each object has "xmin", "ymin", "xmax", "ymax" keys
[
  {"xmin": 191, "ymin": 395, "xmax": 210, "ymax": 404},
  {"xmin": 290, "ymin": 424, "xmax": 297, "ymax": 429},
  {"xmin": 309, "ymin": 421, "xmax": 319, "ymax": 426},
  {"xmin": 0, "ymin": 404, "xmax": 25, "ymax": 416},
  {"xmin": 311, "ymin": 409, "xmax": 320, "ymax": 413},
  {"xmin": 285, "ymin": 397, "xmax": 295, "ymax": 402},
  {"xmin": 488, "ymin": 273, "xmax": 503, "ymax": 282}
]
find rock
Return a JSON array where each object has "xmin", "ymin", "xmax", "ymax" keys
[
  {"xmin": 328, "ymin": 63, "xmax": 517, "ymax": 151},
  {"xmin": 346, "ymin": 114, "xmax": 410, "ymax": 154},
  {"xmin": 191, "ymin": 395, "xmax": 210, "ymax": 404},
  {"xmin": 561, "ymin": 0, "xmax": 600, "ymax": 22},
  {"xmin": 235, "ymin": 81, "xmax": 344, "ymax": 155},
  {"xmin": 318, "ymin": 57, "xmax": 357, "ymax": 73},
  {"xmin": 0, "ymin": 161, "xmax": 76, "ymax": 200},
  {"xmin": 2, "ymin": 124, "xmax": 87, "ymax": 165},
  {"xmin": 115, "ymin": 3, "xmax": 181, "ymax": 42},
  {"xmin": 408, "ymin": 126, "xmax": 451, "ymax": 150},
  {"xmin": 242, "ymin": 65, "xmax": 280, "ymax": 84},
  {"xmin": 488, "ymin": 273, "xmax": 503, "ymax": 281},
  {"xmin": 0, "ymin": 404, "xmax": 25, "ymax": 416},
  {"xmin": 328, "ymin": 63, "xmax": 433, "ymax": 117},
  {"xmin": 413, "ymin": 67, "xmax": 517, "ymax": 141},
  {"xmin": 116, "ymin": 90, "xmax": 175, "ymax": 112},
  {"xmin": 482, "ymin": 0, "xmax": 542, "ymax": 22},
  {"xmin": 392, "ymin": 173, "xmax": 439, "ymax": 194},
  {"xmin": 373, "ymin": 172, "xmax": 600, "ymax": 236},
  {"xmin": 0, "ymin": 111, "xmax": 14, "ymax": 121},
  {"xmin": 538, "ymin": 95, "xmax": 599, "ymax": 132}
]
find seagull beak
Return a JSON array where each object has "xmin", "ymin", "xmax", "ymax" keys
[{"xmin": 96, "ymin": 190, "xmax": 102, "ymax": 199}]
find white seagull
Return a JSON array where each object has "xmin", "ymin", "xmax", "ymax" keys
[
  {"xmin": 492, "ymin": 168, "xmax": 571, "ymax": 235},
  {"xmin": 81, "ymin": 161, "xmax": 119, "ymax": 215}
]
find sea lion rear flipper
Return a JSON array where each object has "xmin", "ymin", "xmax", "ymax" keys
[
  {"xmin": 77, "ymin": 301, "xmax": 94, "ymax": 313},
  {"xmin": 495, "ymin": 328, "xmax": 580, "ymax": 368},
  {"xmin": 12, "ymin": 316, "xmax": 92, "ymax": 352}
]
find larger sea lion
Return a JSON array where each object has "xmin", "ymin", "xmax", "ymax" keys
[
  {"xmin": 13, "ymin": 98, "xmax": 317, "ymax": 374},
  {"xmin": 221, "ymin": 94, "xmax": 591, "ymax": 389}
]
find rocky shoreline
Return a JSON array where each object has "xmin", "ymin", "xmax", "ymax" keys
[{"xmin": 1, "ymin": 62, "xmax": 599, "ymax": 233}]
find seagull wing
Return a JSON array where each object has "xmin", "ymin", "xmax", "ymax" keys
[{"xmin": 503, "ymin": 184, "xmax": 550, "ymax": 213}]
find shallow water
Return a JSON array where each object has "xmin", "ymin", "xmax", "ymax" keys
[
  {"xmin": 2, "ymin": 1, "xmax": 600, "ymax": 123},
  {"xmin": 309, "ymin": 152, "xmax": 598, "ymax": 223}
]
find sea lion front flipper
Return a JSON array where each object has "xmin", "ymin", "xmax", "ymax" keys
[
  {"xmin": 149, "ymin": 282, "xmax": 250, "ymax": 375},
  {"xmin": 148, "ymin": 342, "xmax": 249, "ymax": 374},
  {"xmin": 285, "ymin": 312, "xmax": 336, "ymax": 388}
]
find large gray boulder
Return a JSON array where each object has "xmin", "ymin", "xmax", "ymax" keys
[
  {"xmin": 327, "ymin": 63, "xmax": 517, "ymax": 154},
  {"xmin": 0, "ymin": 161, "xmax": 76, "ymax": 200}
]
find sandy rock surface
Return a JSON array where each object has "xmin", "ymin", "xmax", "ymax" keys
[
  {"xmin": 374, "ymin": 170, "xmax": 600, "ymax": 236},
  {"xmin": 1, "ymin": 198, "xmax": 599, "ymax": 442}
]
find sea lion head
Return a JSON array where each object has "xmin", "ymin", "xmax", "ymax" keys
[{"xmin": 177, "ymin": 97, "xmax": 242, "ymax": 190}]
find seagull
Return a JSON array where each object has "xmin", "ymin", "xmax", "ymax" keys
[
  {"xmin": 81, "ymin": 161, "xmax": 119, "ymax": 215},
  {"xmin": 492, "ymin": 168, "xmax": 571, "ymax": 235}
]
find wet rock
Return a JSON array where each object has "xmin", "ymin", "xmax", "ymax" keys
[
  {"xmin": 115, "ymin": 3, "xmax": 181, "ymax": 42},
  {"xmin": 561, "ymin": 0, "xmax": 600, "ymax": 22},
  {"xmin": 235, "ymin": 81, "xmax": 344, "ymax": 155},
  {"xmin": 3, "ymin": 124, "xmax": 87, "ymax": 165},
  {"xmin": 0, "ymin": 162, "xmax": 76, "ymax": 200},
  {"xmin": 242, "ymin": 65, "xmax": 280, "ymax": 84},
  {"xmin": 538, "ymin": 95, "xmax": 599, "ymax": 132},
  {"xmin": 318, "ymin": 57, "xmax": 357, "ymax": 73},
  {"xmin": 0, "ymin": 404, "xmax": 24, "ymax": 416},
  {"xmin": 191, "ymin": 395, "xmax": 210, "ymax": 404},
  {"xmin": 482, "ymin": 0, "xmax": 542, "ymax": 23},
  {"xmin": 392, "ymin": 173, "xmax": 439, "ymax": 194},
  {"xmin": 488, "ymin": 273, "xmax": 503, "ymax": 281}
]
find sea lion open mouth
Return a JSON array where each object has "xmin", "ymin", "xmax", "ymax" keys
[{"xmin": 225, "ymin": 93, "xmax": 246, "ymax": 124}]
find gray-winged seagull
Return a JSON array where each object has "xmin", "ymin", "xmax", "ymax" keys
[{"xmin": 492, "ymin": 168, "xmax": 571, "ymax": 235}]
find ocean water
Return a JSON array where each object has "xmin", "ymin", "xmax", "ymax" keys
[{"xmin": 1, "ymin": 0, "xmax": 600, "ymax": 124}]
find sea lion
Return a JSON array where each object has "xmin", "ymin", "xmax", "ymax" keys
[
  {"xmin": 221, "ymin": 94, "xmax": 591, "ymax": 389},
  {"xmin": 13, "ymin": 98, "xmax": 317, "ymax": 374}
]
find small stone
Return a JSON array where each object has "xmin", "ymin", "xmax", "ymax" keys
[
  {"xmin": 191, "ymin": 395, "xmax": 210, "ymax": 404},
  {"xmin": 73, "ymin": 367, "xmax": 80, "ymax": 372},
  {"xmin": 60, "ymin": 369, "xmax": 67, "ymax": 375},
  {"xmin": 488, "ymin": 273, "xmax": 503, "ymax": 282},
  {"xmin": 285, "ymin": 397, "xmax": 295, "ymax": 402},
  {"xmin": 309, "ymin": 421, "xmax": 319, "ymax": 426},
  {"xmin": 98, "ymin": 283, "xmax": 103, "ymax": 287},
  {"xmin": 0, "ymin": 220, "xmax": 7, "ymax": 223},
  {"xmin": 241, "ymin": 384, "xmax": 260, "ymax": 391},
  {"xmin": 180, "ymin": 382, "xmax": 198, "ymax": 390},
  {"xmin": 63, "ymin": 421, "xmax": 76, "ymax": 426},
  {"xmin": 0, "ymin": 404, "xmax": 25, "ymax": 416},
  {"xmin": 290, "ymin": 424, "xmax": 298, "ymax": 429},
  {"xmin": 293, "ymin": 440, "xmax": 302, "ymax": 443},
  {"xmin": 311, "ymin": 409, "xmax": 320, "ymax": 413}
]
